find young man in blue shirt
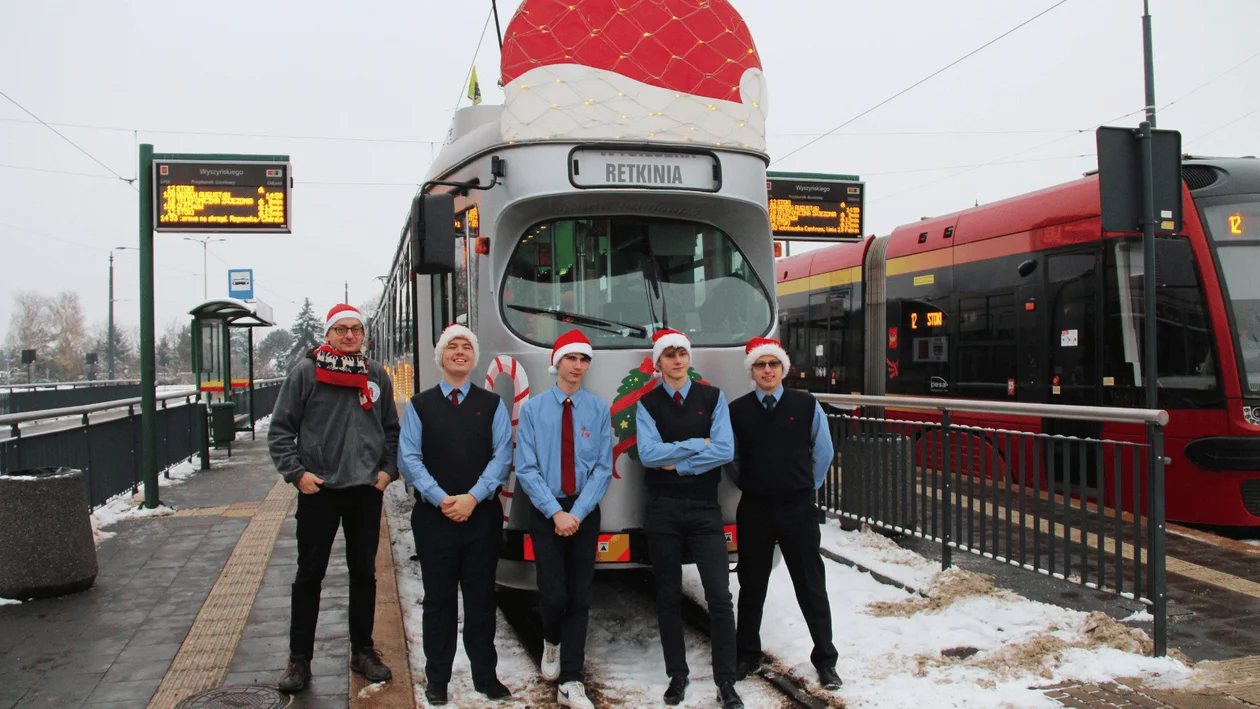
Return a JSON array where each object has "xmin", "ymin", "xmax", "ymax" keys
[
  {"xmin": 515, "ymin": 329, "xmax": 612, "ymax": 709},
  {"xmin": 636, "ymin": 329, "xmax": 744, "ymax": 709},
  {"xmin": 728, "ymin": 337, "xmax": 841, "ymax": 691},
  {"xmin": 398, "ymin": 324, "xmax": 514, "ymax": 705}
]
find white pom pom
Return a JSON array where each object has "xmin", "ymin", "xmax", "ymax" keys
[{"xmin": 548, "ymin": 365, "xmax": 558, "ymax": 375}]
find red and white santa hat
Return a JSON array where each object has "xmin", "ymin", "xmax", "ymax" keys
[
  {"xmin": 324, "ymin": 304, "xmax": 364, "ymax": 337},
  {"xmin": 549, "ymin": 329, "xmax": 593, "ymax": 374},
  {"xmin": 744, "ymin": 337, "xmax": 790, "ymax": 378},
  {"xmin": 434, "ymin": 323, "xmax": 479, "ymax": 369},
  {"xmin": 651, "ymin": 329, "xmax": 691, "ymax": 375}
]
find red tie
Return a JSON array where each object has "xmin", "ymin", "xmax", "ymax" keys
[
  {"xmin": 673, "ymin": 390, "xmax": 684, "ymax": 408},
  {"xmin": 450, "ymin": 389, "xmax": 460, "ymax": 406},
  {"xmin": 561, "ymin": 398, "xmax": 575, "ymax": 496}
]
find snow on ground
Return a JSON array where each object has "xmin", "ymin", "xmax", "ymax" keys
[
  {"xmin": 678, "ymin": 521, "xmax": 1193, "ymax": 708},
  {"xmin": 89, "ymin": 416, "xmax": 272, "ymax": 542}
]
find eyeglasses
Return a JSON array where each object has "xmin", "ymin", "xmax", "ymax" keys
[
  {"xmin": 752, "ymin": 361, "xmax": 782, "ymax": 371},
  {"xmin": 331, "ymin": 326, "xmax": 364, "ymax": 336}
]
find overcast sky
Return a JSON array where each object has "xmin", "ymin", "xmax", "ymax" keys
[{"xmin": 2, "ymin": 0, "xmax": 1256, "ymax": 342}]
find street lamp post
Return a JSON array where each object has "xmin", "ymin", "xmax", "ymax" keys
[
  {"xmin": 109, "ymin": 246, "xmax": 139, "ymax": 380},
  {"xmin": 183, "ymin": 236, "xmax": 226, "ymax": 300}
]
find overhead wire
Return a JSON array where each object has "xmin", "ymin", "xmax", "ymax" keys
[
  {"xmin": 454, "ymin": 7, "xmax": 495, "ymax": 114},
  {"xmin": 770, "ymin": 0, "xmax": 1071, "ymax": 167},
  {"xmin": 0, "ymin": 89, "xmax": 137, "ymax": 190}
]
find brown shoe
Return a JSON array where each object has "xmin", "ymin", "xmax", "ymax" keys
[
  {"xmin": 351, "ymin": 646, "xmax": 393, "ymax": 683},
  {"xmin": 277, "ymin": 657, "xmax": 311, "ymax": 693}
]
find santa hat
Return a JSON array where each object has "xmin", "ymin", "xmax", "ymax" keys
[
  {"xmin": 549, "ymin": 329, "xmax": 593, "ymax": 374},
  {"xmin": 324, "ymin": 303, "xmax": 364, "ymax": 337},
  {"xmin": 744, "ymin": 337, "xmax": 790, "ymax": 378},
  {"xmin": 434, "ymin": 324, "xmax": 479, "ymax": 370},
  {"xmin": 651, "ymin": 329, "xmax": 691, "ymax": 375}
]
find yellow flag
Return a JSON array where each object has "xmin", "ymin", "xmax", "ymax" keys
[{"xmin": 468, "ymin": 67, "xmax": 483, "ymax": 106}]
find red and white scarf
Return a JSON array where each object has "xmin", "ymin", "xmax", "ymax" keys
[{"xmin": 311, "ymin": 345, "xmax": 372, "ymax": 410}]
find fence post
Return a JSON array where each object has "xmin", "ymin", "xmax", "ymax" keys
[
  {"xmin": 940, "ymin": 408, "xmax": 953, "ymax": 570},
  {"xmin": 1149, "ymin": 421, "xmax": 1167, "ymax": 657}
]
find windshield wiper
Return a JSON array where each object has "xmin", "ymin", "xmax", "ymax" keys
[{"xmin": 507, "ymin": 305, "xmax": 647, "ymax": 338}]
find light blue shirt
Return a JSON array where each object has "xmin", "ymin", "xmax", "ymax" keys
[
  {"xmin": 397, "ymin": 380, "xmax": 513, "ymax": 508},
  {"xmin": 515, "ymin": 386, "xmax": 613, "ymax": 521},
  {"xmin": 635, "ymin": 379, "xmax": 734, "ymax": 475},
  {"xmin": 744, "ymin": 385, "xmax": 835, "ymax": 489}
]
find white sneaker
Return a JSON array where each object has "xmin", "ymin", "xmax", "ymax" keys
[
  {"xmin": 558, "ymin": 681, "xmax": 594, "ymax": 709},
  {"xmin": 540, "ymin": 641, "xmax": 561, "ymax": 681}
]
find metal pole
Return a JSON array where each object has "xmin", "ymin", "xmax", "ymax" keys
[
  {"xmin": 940, "ymin": 409, "xmax": 953, "ymax": 570},
  {"xmin": 1149, "ymin": 421, "xmax": 1167, "ymax": 656},
  {"xmin": 248, "ymin": 327, "xmax": 256, "ymax": 440},
  {"xmin": 1140, "ymin": 122, "xmax": 1158, "ymax": 412},
  {"xmin": 139, "ymin": 143, "xmax": 159, "ymax": 509},
  {"xmin": 1142, "ymin": 0, "xmax": 1157, "ymax": 127},
  {"xmin": 491, "ymin": 0, "xmax": 504, "ymax": 52},
  {"xmin": 108, "ymin": 253, "xmax": 116, "ymax": 380},
  {"xmin": 202, "ymin": 242, "xmax": 208, "ymax": 300}
]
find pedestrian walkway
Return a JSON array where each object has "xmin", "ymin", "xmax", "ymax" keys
[{"xmin": 0, "ymin": 434, "xmax": 414, "ymax": 708}]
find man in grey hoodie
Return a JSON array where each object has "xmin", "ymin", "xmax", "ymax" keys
[{"xmin": 268, "ymin": 303, "xmax": 401, "ymax": 693}]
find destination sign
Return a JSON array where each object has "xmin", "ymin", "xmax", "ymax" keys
[
  {"xmin": 767, "ymin": 175, "xmax": 864, "ymax": 241},
  {"xmin": 154, "ymin": 160, "xmax": 291, "ymax": 233},
  {"xmin": 569, "ymin": 149, "xmax": 720, "ymax": 191}
]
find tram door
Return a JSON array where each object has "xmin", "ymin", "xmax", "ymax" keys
[{"xmin": 1044, "ymin": 249, "xmax": 1102, "ymax": 489}]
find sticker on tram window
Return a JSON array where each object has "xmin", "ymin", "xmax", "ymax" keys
[{"xmin": 1061, "ymin": 329, "xmax": 1078, "ymax": 347}]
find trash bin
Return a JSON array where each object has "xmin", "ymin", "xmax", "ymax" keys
[
  {"xmin": 0, "ymin": 467, "xmax": 98, "ymax": 600},
  {"xmin": 209, "ymin": 401, "xmax": 236, "ymax": 445},
  {"xmin": 839, "ymin": 432, "xmax": 914, "ymax": 529}
]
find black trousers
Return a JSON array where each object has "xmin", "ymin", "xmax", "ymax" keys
[
  {"xmin": 645, "ymin": 495, "xmax": 737, "ymax": 686},
  {"xmin": 290, "ymin": 485, "xmax": 383, "ymax": 659},
  {"xmin": 412, "ymin": 498, "xmax": 503, "ymax": 686},
  {"xmin": 735, "ymin": 496, "xmax": 838, "ymax": 670},
  {"xmin": 530, "ymin": 498, "xmax": 601, "ymax": 684}
]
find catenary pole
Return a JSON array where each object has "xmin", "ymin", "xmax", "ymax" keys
[{"xmin": 139, "ymin": 143, "xmax": 159, "ymax": 509}]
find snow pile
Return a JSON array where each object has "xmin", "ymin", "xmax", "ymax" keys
[
  {"xmin": 89, "ymin": 455, "xmax": 202, "ymax": 542},
  {"xmin": 680, "ymin": 525, "xmax": 1191, "ymax": 708}
]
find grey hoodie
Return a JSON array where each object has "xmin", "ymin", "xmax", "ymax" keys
[{"xmin": 268, "ymin": 355, "xmax": 400, "ymax": 488}]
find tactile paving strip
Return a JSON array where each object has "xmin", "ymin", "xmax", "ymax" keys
[{"xmin": 148, "ymin": 479, "xmax": 296, "ymax": 708}]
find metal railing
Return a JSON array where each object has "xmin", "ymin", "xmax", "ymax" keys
[
  {"xmin": 0, "ymin": 380, "xmax": 147, "ymax": 414},
  {"xmin": 227, "ymin": 378, "xmax": 284, "ymax": 437},
  {"xmin": 815, "ymin": 393, "xmax": 1168, "ymax": 656},
  {"xmin": 0, "ymin": 389, "xmax": 201, "ymax": 508}
]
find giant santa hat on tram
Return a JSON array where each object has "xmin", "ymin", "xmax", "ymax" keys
[{"xmin": 499, "ymin": 0, "xmax": 769, "ymax": 151}]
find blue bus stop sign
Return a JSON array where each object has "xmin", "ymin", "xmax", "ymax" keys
[{"xmin": 228, "ymin": 269, "xmax": 254, "ymax": 300}]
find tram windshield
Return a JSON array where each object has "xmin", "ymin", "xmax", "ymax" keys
[
  {"xmin": 1202, "ymin": 198, "xmax": 1260, "ymax": 393},
  {"xmin": 501, "ymin": 216, "xmax": 772, "ymax": 348}
]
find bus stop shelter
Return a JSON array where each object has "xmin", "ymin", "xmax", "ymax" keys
[{"xmin": 189, "ymin": 299, "xmax": 275, "ymax": 448}]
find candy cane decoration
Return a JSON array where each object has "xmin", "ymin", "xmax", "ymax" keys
[{"xmin": 485, "ymin": 355, "xmax": 530, "ymax": 522}]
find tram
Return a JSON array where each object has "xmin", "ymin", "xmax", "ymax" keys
[
  {"xmin": 777, "ymin": 156, "xmax": 1260, "ymax": 526},
  {"xmin": 368, "ymin": 2, "xmax": 777, "ymax": 586}
]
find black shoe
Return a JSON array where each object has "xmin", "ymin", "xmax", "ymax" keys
[
  {"xmin": 277, "ymin": 657, "xmax": 311, "ymax": 694},
  {"xmin": 718, "ymin": 681, "xmax": 745, "ymax": 709},
  {"xmin": 817, "ymin": 666, "xmax": 843, "ymax": 690},
  {"xmin": 474, "ymin": 677, "xmax": 512, "ymax": 700},
  {"xmin": 663, "ymin": 675, "xmax": 688, "ymax": 705},
  {"xmin": 734, "ymin": 658, "xmax": 761, "ymax": 682},
  {"xmin": 350, "ymin": 646, "xmax": 393, "ymax": 683},
  {"xmin": 424, "ymin": 683, "xmax": 448, "ymax": 705}
]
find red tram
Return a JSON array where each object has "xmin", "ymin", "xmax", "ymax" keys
[{"xmin": 777, "ymin": 157, "xmax": 1260, "ymax": 526}]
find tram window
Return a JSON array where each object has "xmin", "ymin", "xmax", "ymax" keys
[
  {"xmin": 1103, "ymin": 238, "xmax": 1222, "ymax": 408},
  {"xmin": 955, "ymin": 293, "xmax": 1017, "ymax": 399},
  {"xmin": 501, "ymin": 216, "xmax": 772, "ymax": 348},
  {"xmin": 431, "ymin": 275, "xmax": 450, "ymax": 344}
]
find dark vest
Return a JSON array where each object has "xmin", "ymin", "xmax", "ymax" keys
[
  {"xmin": 729, "ymin": 388, "xmax": 816, "ymax": 500},
  {"xmin": 410, "ymin": 383, "xmax": 498, "ymax": 496},
  {"xmin": 640, "ymin": 382, "xmax": 723, "ymax": 499}
]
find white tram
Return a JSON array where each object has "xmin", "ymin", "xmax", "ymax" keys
[{"xmin": 368, "ymin": 1, "xmax": 777, "ymax": 588}]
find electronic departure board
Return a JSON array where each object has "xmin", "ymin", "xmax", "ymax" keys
[
  {"xmin": 154, "ymin": 160, "xmax": 291, "ymax": 233},
  {"xmin": 766, "ymin": 173, "xmax": 864, "ymax": 241}
]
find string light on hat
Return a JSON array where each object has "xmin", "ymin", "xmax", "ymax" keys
[{"xmin": 499, "ymin": 0, "xmax": 769, "ymax": 151}]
